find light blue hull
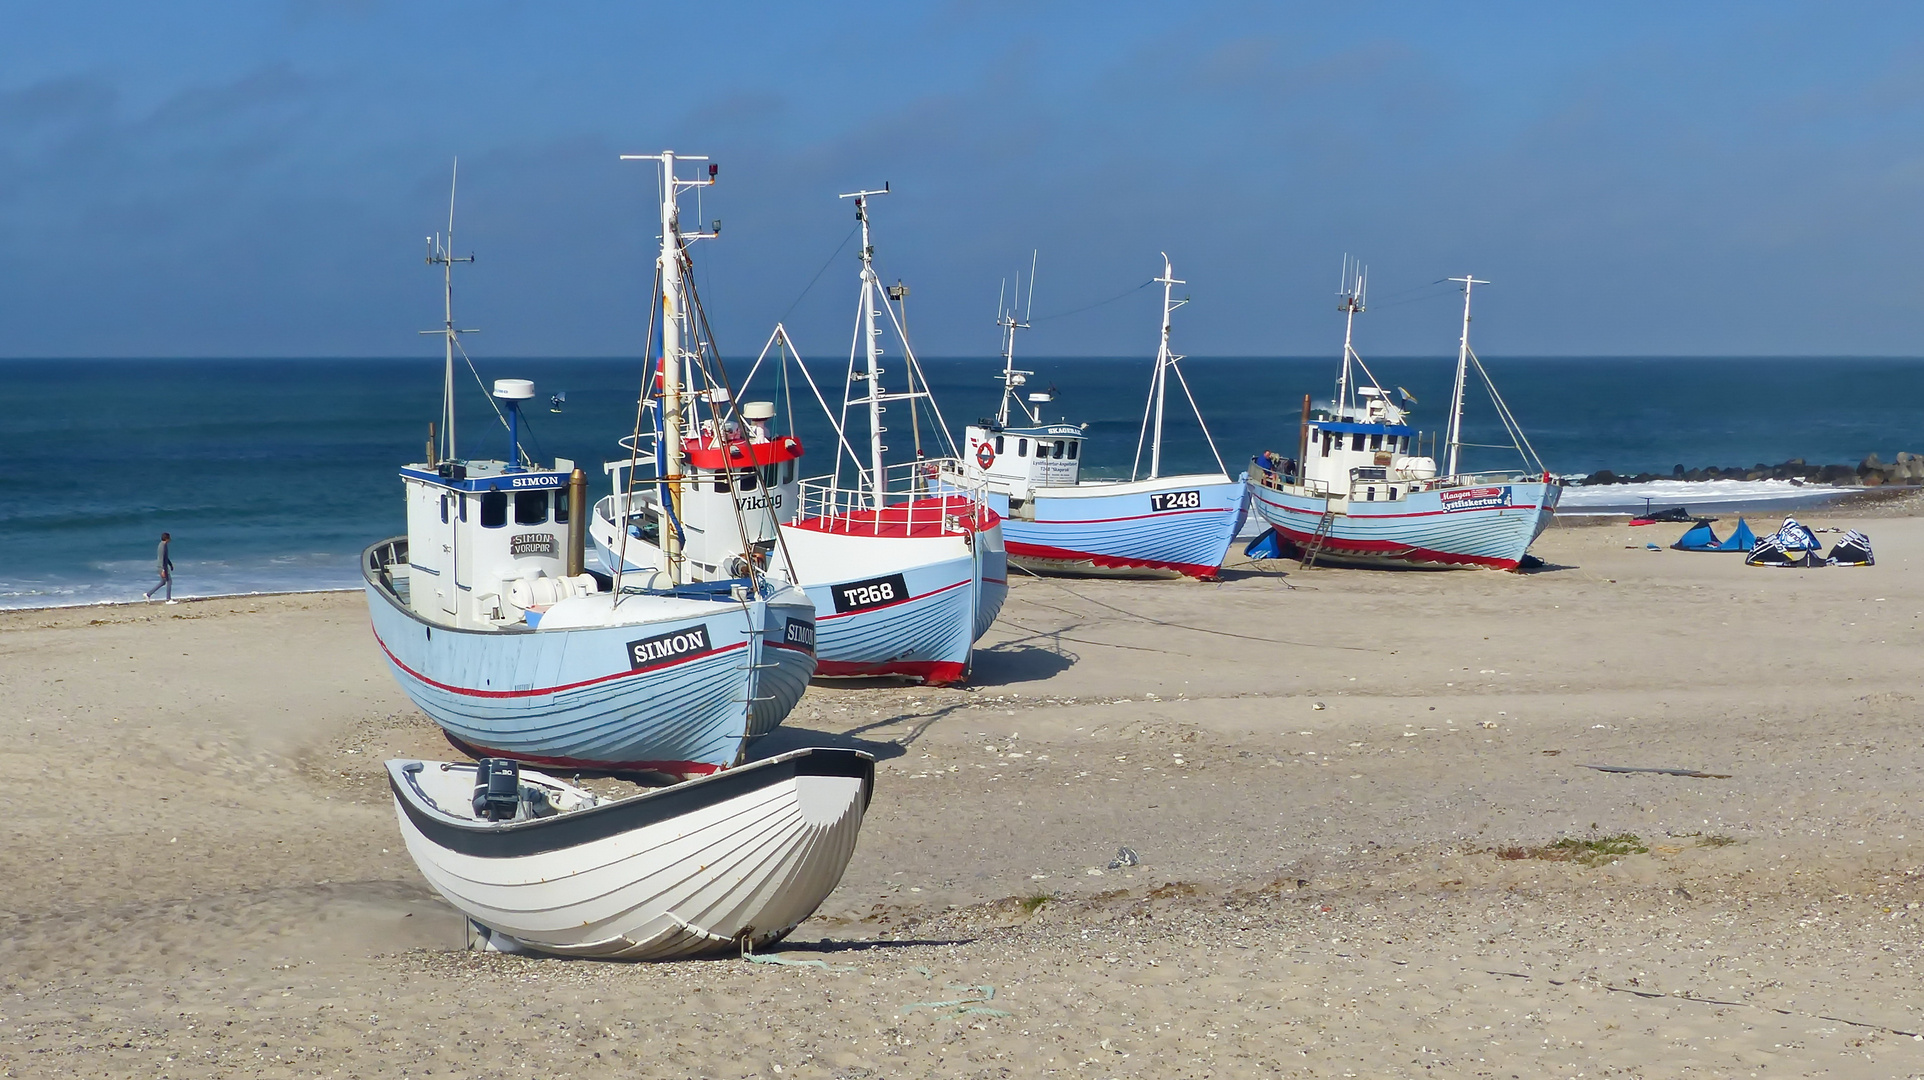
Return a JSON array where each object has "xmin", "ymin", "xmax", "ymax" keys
[
  {"xmin": 805, "ymin": 556, "xmax": 978, "ymax": 683},
  {"xmin": 1249, "ymin": 471, "xmax": 1560, "ymax": 570},
  {"xmin": 593, "ymin": 525, "xmax": 1005, "ymax": 685},
  {"xmin": 986, "ymin": 476, "xmax": 1249, "ymax": 580},
  {"xmin": 364, "ymin": 539, "xmax": 815, "ymax": 774}
]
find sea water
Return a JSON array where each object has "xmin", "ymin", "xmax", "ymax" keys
[{"xmin": 3, "ymin": 355, "xmax": 1920, "ymax": 608}]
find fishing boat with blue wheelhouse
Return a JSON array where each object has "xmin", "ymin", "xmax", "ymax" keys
[
  {"xmin": 1248, "ymin": 266, "xmax": 1559, "ymax": 570},
  {"xmin": 945, "ymin": 256, "xmax": 1248, "ymax": 580},
  {"xmin": 603, "ymin": 184, "xmax": 1005, "ymax": 685},
  {"xmin": 363, "ymin": 154, "xmax": 816, "ymax": 778}
]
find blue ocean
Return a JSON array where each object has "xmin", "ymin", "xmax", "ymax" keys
[{"xmin": 3, "ymin": 355, "xmax": 1919, "ymax": 609}]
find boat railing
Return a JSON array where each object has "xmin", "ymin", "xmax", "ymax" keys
[{"xmin": 795, "ymin": 458, "xmax": 991, "ymax": 536}]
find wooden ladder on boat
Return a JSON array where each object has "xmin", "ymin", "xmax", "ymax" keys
[{"xmin": 1300, "ymin": 506, "xmax": 1338, "ymax": 569}]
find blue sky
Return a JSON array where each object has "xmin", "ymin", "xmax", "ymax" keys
[{"xmin": 4, "ymin": 2, "xmax": 1924, "ymax": 358}]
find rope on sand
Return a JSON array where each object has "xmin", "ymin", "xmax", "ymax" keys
[
  {"xmin": 740, "ymin": 946, "xmax": 855, "ymax": 974},
  {"xmin": 902, "ymin": 983, "xmax": 1012, "ymax": 1018}
]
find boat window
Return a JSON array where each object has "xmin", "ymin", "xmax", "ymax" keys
[
  {"xmin": 459, "ymin": 495, "xmax": 469, "ymax": 522},
  {"xmin": 1366, "ymin": 486, "xmax": 1376, "ymax": 501},
  {"xmin": 1351, "ymin": 432, "xmax": 1365, "ymax": 451},
  {"xmin": 1053, "ymin": 440, "xmax": 1065, "ymax": 459},
  {"xmin": 1067, "ymin": 441, "xmax": 1079, "ymax": 461},
  {"xmin": 439, "ymin": 494, "xmax": 449, "ymax": 524},
  {"xmin": 480, "ymin": 490, "xmax": 507, "ymax": 528},
  {"xmin": 1370, "ymin": 433, "xmax": 1383, "ymax": 451},
  {"xmin": 738, "ymin": 467, "xmax": 758, "ymax": 491},
  {"xmin": 713, "ymin": 473, "xmax": 731, "ymax": 493},
  {"xmin": 760, "ymin": 463, "xmax": 779, "ymax": 487},
  {"xmin": 1320, "ymin": 431, "xmax": 1332, "ymax": 457},
  {"xmin": 995, "ymin": 435, "xmax": 1005, "ymax": 454},
  {"xmin": 1018, "ymin": 438, "xmax": 1028, "ymax": 457},
  {"xmin": 515, "ymin": 490, "xmax": 548, "ymax": 525},
  {"xmin": 1388, "ymin": 487, "xmax": 1398, "ymax": 501},
  {"xmin": 783, "ymin": 460, "xmax": 795, "ymax": 484},
  {"xmin": 553, "ymin": 489, "xmax": 570, "ymax": 524}
]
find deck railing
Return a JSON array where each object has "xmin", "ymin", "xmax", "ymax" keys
[
  {"xmin": 1250, "ymin": 458, "xmax": 1554, "ymax": 499},
  {"xmin": 795, "ymin": 457, "xmax": 990, "ymax": 536}
]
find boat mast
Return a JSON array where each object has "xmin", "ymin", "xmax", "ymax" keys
[
  {"xmin": 1336, "ymin": 256, "xmax": 1365, "ymax": 417},
  {"xmin": 621, "ymin": 149, "xmax": 718, "ymax": 584},
  {"xmin": 1148, "ymin": 254, "xmax": 1186, "ymax": 480},
  {"xmin": 994, "ymin": 255, "xmax": 1037, "ymax": 427},
  {"xmin": 1444, "ymin": 274, "xmax": 1487, "ymax": 478},
  {"xmin": 840, "ymin": 185, "xmax": 891, "ymax": 509},
  {"xmin": 422, "ymin": 161, "xmax": 474, "ymax": 464}
]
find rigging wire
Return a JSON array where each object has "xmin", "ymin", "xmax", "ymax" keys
[
  {"xmin": 1031, "ymin": 278, "xmax": 1153, "ymax": 322},
  {"xmin": 777, "ymin": 224, "xmax": 860, "ymax": 324}
]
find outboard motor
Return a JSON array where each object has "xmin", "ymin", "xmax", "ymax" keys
[{"xmin": 472, "ymin": 758, "xmax": 522, "ymax": 821}]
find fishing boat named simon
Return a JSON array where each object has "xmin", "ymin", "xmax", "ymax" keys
[
  {"xmin": 363, "ymin": 156, "xmax": 816, "ymax": 777},
  {"xmin": 1248, "ymin": 265, "xmax": 1559, "ymax": 570},
  {"xmin": 387, "ymin": 747, "xmax": 873, "ymax": 958},
  {"xmin": 947, "ymin": 255, "xmax": 1249, "ymax": 579},
  {"xmin": 600, "ymin": 184, "xmax": 1006, "ymax": 685}
]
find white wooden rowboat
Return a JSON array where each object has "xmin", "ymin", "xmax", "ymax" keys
[{"xmin": 387, "ymin": 747, "xmax": 874, "ymax": 959}]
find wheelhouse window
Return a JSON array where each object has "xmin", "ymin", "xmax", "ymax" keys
[
  {"xmin": 480, "ymin": 490, "xmax": 507, "ymax": 528},
  {"xmin": 995, "ymin": 435, "xmax": 1005, "ymax": 454},
  {"xmin": 738, "ymin": 467, "xmax": 758, "ymax": 490},
  {"xmin": 782, "ymin": 460, "xmax": 796, "ymax": 484},
  {"xmin": 1052, "ymin": 440, "xmax": 1065, "ymax": 459},
  {"xmin": 515, "ymin": 490, "xmax": 548, "ymax": 525},
  {"xmin": 1351, "ymin": 432, "xmax": 1365, "ymax": 451},
  {"xmin": 1320, "ymin": 430, "xmax": 1332, "ymax": 457},
  {"xmin": 713, "ymin": 473, "xmax": 731, "ymax": 493},
  {"xmin": 1067, "ymin": 441, "xmax": 1079, "ymax": 460},
  {"xmin": 1370, "ymin": 433, "xmax": 1383, "ymax": 451},
  {"xmin": 553, "ymin": 489, "xmax": 570, "ymax": 524},
  {"xmin": 439, "ymin": 494, "xmax": 450, "ymax": 524},
  {"xmin": 1018, "ymin": 438, "xmax": 1028, "ymax": 456}
]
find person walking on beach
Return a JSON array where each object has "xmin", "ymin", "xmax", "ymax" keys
[{"xmin": 144, "ymin": 532, "xmax": 176, "ymax": 604}]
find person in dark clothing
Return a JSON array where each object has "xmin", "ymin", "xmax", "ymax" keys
[{"xmin": 145, "ymin": 532, "xmax": 175, "ymax": 603}]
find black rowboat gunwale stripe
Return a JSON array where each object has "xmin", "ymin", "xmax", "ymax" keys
[{"xmin": 389, "ymin": 748, "xmax": 876, "ymax": 859}]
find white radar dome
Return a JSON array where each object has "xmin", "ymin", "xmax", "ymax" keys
[
  {"xmin": 742, "ymin": 401, "xmax": 777, "ymax": 422},
  {"xmin": 492, "ymin": 379, "xmax": 536, "ymax": 400}
]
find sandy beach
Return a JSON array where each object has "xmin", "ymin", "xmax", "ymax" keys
[{"xmin": 3, "ymin": 507, "xmax": 1922, "ymax": 1079}]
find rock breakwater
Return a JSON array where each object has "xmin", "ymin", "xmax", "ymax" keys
[{"xmin": 1580, "ymin": 452, "xmax": 1924, "ymax": 487}]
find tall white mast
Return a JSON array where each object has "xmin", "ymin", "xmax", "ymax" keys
[
  {"xmin": 1148, "ymin": 254, "xmax": 1187, "ymax": 480},
  {"xmin": 1445, "ymin": 274, "xmax": 1487, "ymax": 478},
  {"xmin": 1336, "ymin": 256, "xmax": 1365, "ymax": 416},
  {"xmin": 422, "ymin": 161, "xmax": 474, "ymax": 464},
  {"xmin": 840, "ymin": 185, "xmax": 891, "ymax": 509},
  {"xmin": 994, "ymin": 252, "xmax": 1038, "ymax": 427},
  {"xmin": 620, "ymin": 149, "xmax": 717, "ymax": 584}
]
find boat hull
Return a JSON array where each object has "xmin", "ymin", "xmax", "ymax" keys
[
  {"xmin": 365, "ymin": 539, "xmax": 816, "ymax": 775},
  {"xmin": 1250, "ymin": 476, "xmax": 1560, "ymax": 570},
  {"xmin": 778, "ymin": 523, "xmax": 993, "ymax": 685},
  {"xmin": 591, "ymin": 507, "xmax": 1005, "ymax": 686},
  {"xmin": 987, "ymin": 474, "xmax": 1249, "ymax": 580},
  {"xmin": 387, "ymin": 749, "xmax": 873, "ymax": 959}
]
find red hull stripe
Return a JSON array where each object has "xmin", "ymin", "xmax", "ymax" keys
[
  {"xmin": 1007, "ymin": 540, "xmax": 1221, "ymax": 580},
  {"xmin": 814, "ymin": 659, "xmax": 968, "ymax": 685},
  {"xmin": 372, "ymin": 627, "xmax": 747, "ymax": 699},
  {"xmin": 1259, "ymin": 498, "xmax": 1539, "ymax": 521},
  {"xmin": 449, "ymin": 734, "xmax": 722, "ymax": 777},
  {"xmin": 1267, "ymin": 525, "xmax": 1517, "ymax": 570},
  {"xmin": 815, "ymin": 577, "xmax": 970, "ymax": 622}
]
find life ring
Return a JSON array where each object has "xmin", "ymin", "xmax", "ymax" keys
[{"xmin": 975, "ymin": 442, "xmax": 996, "ymax": 469}]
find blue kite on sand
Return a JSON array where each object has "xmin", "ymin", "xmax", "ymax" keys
[{"xmin": 1671, "ymin": 517, "xmax": 1755, "ymax": 552}]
